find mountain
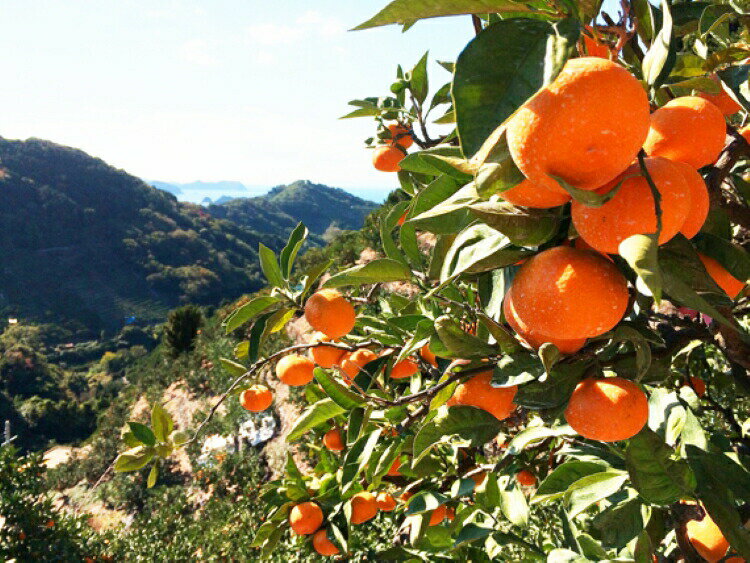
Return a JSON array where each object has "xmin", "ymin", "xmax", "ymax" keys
[{"xmin": 209, "ymin": 180, "xmax": 379, "ymax": 236}]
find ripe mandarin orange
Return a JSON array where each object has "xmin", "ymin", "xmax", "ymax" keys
[
  {"xmin": 289, "ymin": 502, "xmax": 324, "ymax": 535},
  {"xmin": 239, "ymin": 385, "xmax": 273, "ymax": 412},
  {"xmin": 399, "ymin": 490, "xmax": 413, "ymax": 503},
  {"xmin": 350, "ymin": 491, "xmax": 379, "ymax": 524},
  {"xmin": 391, "ymin": 358, "xmax": 419, "ymax": 379},
  {"xmin": 507, "ymin": 246, "xmax": 629, "ymax": 339},
  {"xmin": 673, "ymin": 161, "xmax": 710, "ymax": 239},
  {"xmin": 503, "ymin": 292, "xmax": 587, "ymax": 355},
  {"xmin": 375, "ymin": 492, "xmax": 397, "ymax": 512},
  {"xmin": 696, "ymin": 75, "xmax": 741, "ymax": 116},
  {"xmin": 428, "ymin": 504, "xmax": 448, "ymax": 526},
  {"xmin": 387, "ymin": 124, "xmax": 414, "ymax": 149},
  {"xmin": 506, "ymin": 57, "xmax": 650, "ymax": 195},
  {"xmin": 580, "ymin": 26, "xmax": 612, "ymax": 59},
  {"xmin": 419, "ymin": 343, "xmax": 437, "ymax": 367},
  {"xmin": 698, "ymin": 253, "xmax": 746, "ymax": 299},
  {"xmin": 323, "ymin": 428, "xmax": 345, "ymax": 452},
  {"xmin": 516, "ymin": 470, "xmax": 537, "ymax": 486},
  {"xmin": 312, "ymin": 529, "xmax": 340, "ymax": 556},
  {"xmin": 643, "ymin": 96, "xmax": 726, "ymax": 168},
  {"xmin": 571, "ymin": 157, "xmax": 692, "ymax": 254},
  {"xmin": 449, "ymin": 371, "xmax": 517, "ymax": 421},
  {"xmin": 339, "ymin": 349, "xmax": 378, "ymax": 383},
  {"xmin": 387, "ymin": 458, "xmax": 402, "ymax": 477},
  {"xmin": 573, "ymin": 236, "xmax": 613, "ymax": 261},
  {"xmin": 564, "ymin": 377, "xmax": 649, "ymax": 442},
  {"xmin": 686, "ymin": 509, "xmax": 742, "ymax": 563},
  {"xmin": 276, "ymin": 354, "xmax": 315, "ymax": 386},
  {"xmin": 685, "ymin": 376, "xmax": 706, "ymax": 397},
  {"xmin": 500, "ymin": 178, "xmax": 572, "ymax": 208},
  {"xmin": 373, "ymin": 145, "xmax": 405, "ymax": 172},
  {"xmin": 304, "ymin": 289, "xmax": 356, "ymax": 339},
  {"xmin": 309, "ymin": 333, "xmax": 345, "ymax": 368}
]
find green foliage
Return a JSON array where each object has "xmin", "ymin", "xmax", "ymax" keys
[{"xmin": 163, "ymin": 305, "xmax": 203, "ymax": 358}]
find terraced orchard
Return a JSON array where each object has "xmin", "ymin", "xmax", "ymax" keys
[{"xmin": 114, "ymin": 1, "xmax": 750, "ymax": 561}]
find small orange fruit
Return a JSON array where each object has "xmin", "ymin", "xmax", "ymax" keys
[
  {"xmin": 696, "ymin": 75, "xmax": 741, "ymax": 116},
  {"xmin": 419, "ymin": 343, "xmax": 437, "ymax": 368},
  {"xmin": 516, "ymin": 469, "xmax": 537, "ymax": 486},
  {"xmin": 323, "ymin": 428, "xmax": 345, "ymax": 452},
  {"xmin": 572, "ymin": 157, "xmax": 692, "ymax": 254},
  {"xmin": 684, "ymin": 376, "xmax": 706, "ymax": 397},
  {"xmin": 387, "ymin": 124, "xmax": 414, "ymax": 149},
  {"xmin": 387, "ymin": 458, "xmax": 402, "ymax": 477},
  {"xmin": 686, "ymin": 508, "xmax": 741, "ymax": 563},
  {"xmin": 399, "ymin": 490, "xmax": 413, "ymax": 503},
  {"xmin": 391, "ymin": 358, "xmax": 419, "ymax": 379},
  {"xmin": 304, "ymin": 289, "xmax": 356, "ymax": 339},
  {"xmin": 428, "ymin": 504, "xmax": 447, "ymax": 526},
  {"xmin": 470, "ymin": 472, "xmax": 487, "ymax": 487},
  {"xmin": 507, "ymin": 57, "xmax": 650, "ymax": 194},
  {"xmin": 339, "ymin": 349, "xmax": 378, "ymax": 383},
  {"xmin": 276, "ymin": 354, "xmax": 315, "ymax": 386},
  {"xmin": 564, "ymin": 377, "xmax": 649, "ymax": 442},
  {"xmin": 397, "ymin": 211, "xmax": 407, "ymax": 226},
  {"xmin": 643, "ymin": 96, "xmax": 726, "ymax": 169},
  {"xmin": 239, "ymin": 385, "xmax": 273, "ymax": 412},
  {"xmin": 500, "ymin": 178, "xmax": 572, "ymax": 209},
  {"xmin": 309, "ymin": 333, "xmax": 346, "ymax": 368},
  {"xmin": 373, "ymin": 145, "xmax": 405, "ymax": 172},
  {"xmin": 312, "ymin": 529, "xmax": 340, "ymax": 556},
  {"xmin": 449, "ymin": 371, "xmax": 517, "ymax": 421},
  {"xmin": 580, "ymin": 26, "xmax": 613, "ymax": 59},
  {"xmin": 698, "ymin": 253, "xmax": 746, "ymax": 299},
  {"xmin": 375, "ymin": 492, "xmax": 397, "ymax": 512},
  {"xmin": 289, "ymin": 502, "xmax": 324, "ymax": 535},
  {"xmin": 507, "ymin": 246, "xmax": 629, "ymax": 340},
  {"xmin": 673, "ymin": 161, "xmax": 710, "ymax": 239},
  {"xmin": 350, "ymin": 491, "xmax": 379, "ymax": 524}
]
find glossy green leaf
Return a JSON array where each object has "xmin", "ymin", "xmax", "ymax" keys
[
  {"xmin": 323, "ymin": 258, "xmax": 411, "ymax": 288},
  {"xmin": 258, "ymin": 243, "xmax": 285, "ymax": 287},
  {"xmin": 435, "ymin": 315, "xmax": 498, "ymax": 358},
  {"xmin": 468, "ymin": 201, "xmax": 560, "ymax": 246},
  {"xmin": 619, "ymin": 233, "xmax": 663, "ymax": 303},
  {"xmin": 279, "ymin": 222, "xmax": 308, "ymax": 279},
  {"xmin": 223, "ymin": 295, "xmax": 280, "ymax": 334},
  {"xmin": 340, "ymin": 429, "xmax": 381, "ymax": 495},
  {"xmin": 413, "ymin": 405, "xmax": 502, "ymax": 463},
  {"xmin": 128, "ymin": 422, "xmax": 156, "ymax": 447},
  {"xmin": 287, "ymin": 398, "xmax": 346, "ymax": 442},
  {"xmin": 409, "ymin": 51, "xmax": 429, "ymax": 104},
  {"xmin": 565, "ymin": 470, "xmax": 629, "ymax": 518},
  {"xmin": 533, "ymin": 461, "xmax": 609, "ymax": 504},
  {"xmin": 642, "ymin": 0, "xmax": 673, "ymax": 87},
  {"xmin": 313, "ymin": 367, "xmax": 364, "ymax": 410}
]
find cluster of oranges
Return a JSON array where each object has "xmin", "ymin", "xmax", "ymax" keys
[{"xmin": 372, "ymin": 123, "xmax": 413, "ymax": 172}]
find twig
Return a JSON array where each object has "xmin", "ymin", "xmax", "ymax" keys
[{"xmin": 471, "ymin": 15, "xmax": 482, "ymax": 36}]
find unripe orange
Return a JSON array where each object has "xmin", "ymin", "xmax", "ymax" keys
[
  {"xmin": 239, "ymin": 385, "xmax": 273, "ymax": 412},
  {"xmin": 673, "ymin": 161, "xmax": 709, "ymax": 239},
  {"xmin": 304, "ymin": 289, "xmax": 356, "ymax": 339},
  {"xmin": 391, "ymin": 358, "xmax": 419, "ymax": 379},
  {"xmin": 373, "ymin": 145, "xmax": 405, "ymax": 172},
  {"xmin": 339, "ymin": 349, "xmax": 378, "ymax": 383},
  {"xmin": 428, "ymin": 504, "xmax": 447, "ymax": 526},
  {"xmin": 387, "ymin": 124, "xmax": 414, "ymax": 149},
  {"xmin": 375, "ymin": 492, "xmax": 397, "ymax": 512},
  {"xmin": 516, "ymin": 470, "xmax": 537, "ymax": 486},
  {"xmin": 350, "ymin": 492, "xmax": 379, "ymax": 524},
  {"xmin": 323, "ymin": 428, "xmax": 345, "ymax": 452},
  {"xmin": 276, "ymin": 354, "xmax": 315, "ymax": 386},
  {"xmin": 643, "ymin": 96, "xmax": 726, "ymax": 169},
  {"xmin": 312, "ymin": 529, "xmax": 340, "ymax": 556},
  {"xmin": 419, "ymin": 343, "xmax": 437, "ymax": 368},
  {"xmin": 289, "ymin": 502, "xmax": 324, "ymax": 535},
  {"xmin": 698, "ymin": 253, "xmax": 746, "ymax": 299},
  {"xmin": 564, "ymin": 377, "xmax": 649, "ymax": 442},
  {"xmin": 449, "ymin": 371, "xmax": 517, "ymax": 421},
  {"xmin": 309, "ymin": 333, "xmax": 346, "ymax": 368}
]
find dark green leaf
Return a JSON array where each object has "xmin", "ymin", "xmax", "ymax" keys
[
  {"xmin": 413, "ymin": 406, "xmax": 502, "ymax": 463},
  {"xmin": 314, "ymin": 367, "xmax": 364, "ymax": 410},
  {"xmin": 435, "ymin": 315, "xmax": 498, "ymax": 358},
  {"xmin": 533, "ymin": 461, "xmax": 609, "ymax": 504},
  {"xmin": 694, "ymin": 232, "xmax": 750, "ymax": 283},
  {"xmin": 128, "ymin": 422, "xmax": 156, "ymax": 447},
  {"xmin": 279, "ymin": 223, "xmax": 308, "ymax": 279},
  {"xmin": 340, "ymin": 429, "xmax": 381, "ymax": 495},
  {"xmin": 258, "ymin": 243, "xmax": 285, "ymax": 287},
  {"xmin": 409, "ymin": 51, "xmax": 429, "ymax": 104},
  {"xmin": 287, "ymin": 399, "xmax": 346, "ymax": 442},
  {"xmin": 468, "ymin": 201, "xmax": 561, "ymax": 246},
  {"xmin": 223, "ymin": 295, "xmax": 280, "ymax": 334},
  {"xmin": 592, "ymin": 497, "xmax": 648, "ymax": 548}
]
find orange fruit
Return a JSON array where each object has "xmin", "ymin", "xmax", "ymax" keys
[
  {"xmin": 507, "ymin": 57, "xmax": 650, "ymax": 195},
  {"xmin": 339, "ymin": 349, "xmax": 378, "ymax": 383},
  {"xmin": 239, "ymin": 385, "xmax": 273, "ymax": 412},
  {"xmin": 373, "ymin": 145, "xmax": 405, "ymax": 172},
  {"xmin": 571, "ymin": 157, "xmax": 692, "ymax": 254},
  {"xmin": 698, "ymin": 253, "xmax": 746, "ymax": 299},
  {"xmin": 276, "ymin": 354, "xmax": 315, "ymax": 386},
  {"xmin": 503, "ymin": 292, "xmax": 587, "ymax": 355},
  {"xmin": 573, "ymin": 236, "xmax": 613, "ymax": 261},
  {"xmin": 312, "ymin": 529, "xmax": 340, "ymax": 556},
  {"xmin": 309, "ymin": 333, "xmax": 346, "ymax": 368},
  {"xmin": 428, "ymin": 504, "xmax": 447, "ymax": 526},
  {"xmin": 643, "ymin": 96, "xmax": 726, "ymax": 169},
  {"xmin": 350, "ymin": 491, "xmax": 379, "ymax": 524},
  {"xmin": 419, "ymin": 343, "xmax": 437, "ymax": 367},
  {"xmin": 289, "ymin": 502, "xmax": 324, "ymax": 535},
  {"xmin": 470, "ymin": 472, "xmax": 487, "ymax": 487},
  {"xmin": 516, "ymin": 470, "xmax": 537, "ymax": 486},
  {"xmin": 397, "ymin": 211, "xmax": 407, "ymax": 226},
  {"xmin": 507, "ymin": 246, "xmax": 630, "ymax": 339},
  {"xmin": 686, "ymin": 509, "xmax": 742, "ymax": 563},
  {"xmin": 387, "ymin": 124, "xmax": 414, "ymax": 149},
  {"xmin": 580, "ymin": 26, "xmax": 613, "ymax": 59},
  {"xmin": 399, "ymin": 490, "xmax": 413, "ymax": 503},
  {"xmin": 500, "ymin": 178, "xmax": 572, "ymax": 208},
  {"xmin": 391, "ymin": 358, "xmax": 419, "ymax": 379},
  {"xmin": 387, "ymin": 458, "xmax": 402, "ymax": 477},
  {"xmin": 685, "ymin": 376, "xmax": 706, "ymax": 397},
  {"xmin": 323, "ymin": 428, "xmax": 345, "ymax": 452},
  {"xmin": 375, "ymin": 492, "xmax": 397, "ymax": 512},
  {"xmin": 673, "ymin": 161, "xmax": 710, "ymax": 239},
  {"xmin": 564, "ymin": 377, "xmax": 649, "ymax": 442},
  {"xmin": 449, "ymin": 371, "xmax": 517, "ymax": 421},
  {"xmin": 696, "ymin": 75, "xmax": 741, "ymax": 116},
  {"xmin": 304, "ymin": 289, "xmax": 356, "ymax": 339}
]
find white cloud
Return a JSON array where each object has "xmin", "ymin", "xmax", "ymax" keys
[{"xmin": 180, "ymin": 39, "xmax": 216, "ymax": 66}]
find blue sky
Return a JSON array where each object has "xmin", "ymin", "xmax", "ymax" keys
[{"xmin": 0, "ymin": 1, "xmax": 473, "ymax": 200}]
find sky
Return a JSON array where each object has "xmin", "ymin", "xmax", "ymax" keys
[{"xmin": 0, "ymin": 1, "xmax": 474, "ymax": 201}]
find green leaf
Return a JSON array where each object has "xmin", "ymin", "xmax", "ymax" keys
[
  {"xmin": 440, "ymin": 224, "xmax": 530, "ymax": 281},
  {"xmin": 258, "ymin": 243, "xmax": 285, "ymax": 287},
  {"xmin": 478, "ymin": 313, "xmax": 522, "ymax": 354},
  {"xmin": 323, "ymin": 258, "xmax": 411, "ymax": 288},
  {"xmin": 246, "ymin": 313, "xmax": 271, "ymax": 363},
  {"xmin": 219, "ymin": 358, "xmax": 246, "ymax": 378},
  {"xmin": 147, "ymin": 462, "xmax": 158, "ymax": 488},
  {"xmin": 506, "ymin": 424, "xmax": 577, "ymax": 456},
  {"xmin": 122, "ymin": 431, "xmax": 141, "ymax": 448},
  {"xmin": 564, "ymin": 470, "xmax": 629, "ymax": 518},
  {"xmin": 279, "ymin": 223, "xmax": 308, "ymax": 279},
  {"xmin": 113, "ymin": 446, "xmax": 154, "ymax": 472},
  {"xmin": 513, "ymin": 363, "xmax": 583, "ymax": 409},
  {"xmin": 468, "ymin": 201, "xmax": 561, "ymax": 246},
  {"xmin": 454, "ymin": 523, "xmax": 493, "ymax": 547},
  {"xmin": 592, "ymin": 497, "xmax": 648, "ymax": 548},
  {"xmin": 642, "ymin": 0, "xmax": 673, "ymax": 87},
  {"xmin": 413, "ymin": 405, "xmax": 502, "ymax": 463},
  {"xmin": 499, "ymin": 478, "xmax": 529, "ymax": 526},
  {"xmin": 435, "ymin": 315, "xmax": 498, "ymax": 358},
  {"xmin": 340, "ymin": 429, "xmax": 381, "ymax": 495},
  {"xmin": 408, "ymin": 182, "xmax": 478, "ymax": 235},
  {"xmin": 409, "ymin": 51, "xmax": 429, "ymax": 104},
  {"xmin": 151, "ymin": 403, "xmax": 173, "ymax": 443},
  {"xmin": 399, "ymin": 147, "xmax": 474, "ymax": 182},
  {"xmin": 313, "ymin": 367, "xmax": 365, "ymax": 410},
  {"xmin": 533, "ymin": 461, "xmax": 609, "ymax": 504},
  {"xmin": 453, "ymin": 17, "xmax": 579, "ymax": 156},
  {"xmin": 405, "ymin": 491, "xmax": 449, "ymax": 515},
  {"xmin": 694, "ymin": 232, "xmax": 750, "ymax": 283},
  {"xmin": 619, "ymin": 233, "xmax": 663, "ymax": 303},
  {"xmin": 473, "ymin": 126, "xmax": 525, "ymax": 198},
  {"xmin": 287, "ymin": 398, "xmax": 346, "ymax": 442},
  {"xmin": 553, "ymin": 174, "xmax": 628, "ymax": 207},
  {"xmin": 381, "ymin": 201, "xmax": 409, "ymax": 267},
  {"xmin": 717, "ymin": 64, "xmax": 750, "ymax": 113},
  {"xmin": 353, "ymin": 0, "xmax": 549, "ymax": 30},
  {"xmin": 625, "ymin": 428, "xmax": 696, "ymax": 505},
  {"xmin": 370, "ymin": 438, "xmax": 404, "ymax": 488},
  {"xmin": 128, "ymin": 422, "xmax": 156, "ymax": 447},
  {"xmin": 223, "ymin": 295, "xmax": 280, "ymax": 334},
  {"xmin": 302, "ymin": 258, "xmax": 333, "ymax": 297}
]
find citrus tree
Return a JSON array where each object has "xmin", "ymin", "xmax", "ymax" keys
[{"xmin": 114, "ymin": 1, "xmax": 750, "ymax": 560}]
